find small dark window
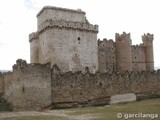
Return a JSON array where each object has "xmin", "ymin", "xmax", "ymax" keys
[
  {"xmin": 22, "ymin": 87, "xmax": 25, "ymax": 92},
  {"xmin": 80, "ymin": 93, "xmax": 83, "ymax": 95},
  {"xmin": 78, "ymin": 37, "xmax": 80, "ymax": 41},
  {"xmin": 99, "ymin": 82, "xmax": 102, "ymax": 87},
  {"xmin": 135, "ymin": 56, "xmax": 137, "ymax": 59}
]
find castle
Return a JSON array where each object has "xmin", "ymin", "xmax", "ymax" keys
[
  {"xmin": 0, "ymin": 6, "xmax": 159, "ymax": 111},
  {"xmin": 29, "ymin": 6, "xmax": 154, "ymax": 73}
]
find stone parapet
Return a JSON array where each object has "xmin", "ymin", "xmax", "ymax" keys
[
  {"xmin": 37, "ymin": 19, "xmax": 98, "ymax": 34},
  {"xmin": 29, "ymin": 32, "xmax": 38, "ymax": 42}
]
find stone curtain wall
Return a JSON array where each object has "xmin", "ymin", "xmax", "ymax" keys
[
  {"xmin": 3, "ymin": 60, "xmax": 52, "ymax": 111},
  {"xmin": 131, "ymin": 45, "xmax": 146, "ymax": 71},
  {"xmin": 98, "ymin": 39, "xmax": 116, "ymax": 72},
  {"xmin": 51, "ymin": 66, "xmax": 160, "ymax": 107},
  {"xmin": 1, "ymin": 61, "xmax": 160, "ymax": 110},
  {"xmin": 0, "ymin": 73, "xmax": 4, "ymax": 96}
]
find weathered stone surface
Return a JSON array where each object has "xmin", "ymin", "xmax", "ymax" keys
[
  {"xmin": 3, "ymin": 59, "xmax": 52, "ymax": 111},
  {"xmin": 51, "ymin": 69, "xmax": 160, "ymax": 108},
  {"xmin": 30, "ymin": 6, "xmax": 99, "ymax": 73},
  {"xmin": 109, "ymin": 93, "xmax": 136, "ymax": 104}
]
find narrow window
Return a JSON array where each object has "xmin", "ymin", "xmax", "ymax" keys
[
  {"xmin": 22, "ymin": 87, "xmax": 25, "ymax": 92},
  {"xmin": 78, "ymin": 37, "xmax": 80, "ymax": 41},
  {"xmin": 99, "ymin": 82, "xmax": 102, "ymax": 87},
  {"xmin": 78, "ymin": 37, "xmax": 81, "ymax": 44}
]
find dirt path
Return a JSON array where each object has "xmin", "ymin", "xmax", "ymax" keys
[{"xmin": 0, "ymin": 110, "xmax": 97, "ymax": 120}]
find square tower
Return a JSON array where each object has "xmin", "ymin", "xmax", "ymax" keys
[{"xmin": 29, "ymin": 6, "xmax": 99, "ymax": 73}]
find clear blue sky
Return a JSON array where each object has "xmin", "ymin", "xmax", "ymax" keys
[{"xmin": 0, "ymin": 0, "xmax": 160, "ymax": 70}]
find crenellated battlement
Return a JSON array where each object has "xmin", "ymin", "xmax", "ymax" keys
[
  {"xmin": 37, "ymin": 19, "xmax": 98, "ymax": 34},
  {"xmin": 12, "ymin": 59, "xmax": 51, "ymax": 73},
  {"xmin": 142, "ymin": 33, "xmax": 154, "ymax": 41},
  {"xmin": 142, "ymin": 33, "xmax": 154, "ymax": 46},
  {"xmin": 52, "ymin": 61, "xmax": 158, "ymax": 75},
  {"xmin": 98, "ymin": 38, "xmax": 115, "ymax": 45},
  {"xmin": 132, "ymin": 43, "xmax": 144, "ymax": 47},
  {"xmin": 12, "ymin": 59, "xmax": 27, "ymax": 70},
  {"xmin": 115, "ymin": 32, "xmax": 131, "ymax": 42},
  {"xmin": 29, "ymin": 32, "xmax": 38, "ymax": 42}
]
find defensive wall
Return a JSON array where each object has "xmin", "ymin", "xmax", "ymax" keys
[
  {"xmin": 51, "ymin": 64, "xmax": 160, "ymax": 108},
  {"xmin": 0, "ymin": 60, "xmax": 51, "ymax": 111},
  {"xmin": 0, "ymin": 59, "xmax": 160, "ymax": 111}
]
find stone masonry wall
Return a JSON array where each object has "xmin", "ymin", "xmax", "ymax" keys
[
  {"xmin": 37, "ymin": 26, "xmax": 98, "ymax": 73},
  {"xmin": 131, "ymin": 45, "xmax": 146, "ymax": 71},
  {"xmin": 3, "ymin": 59, "xmax": 52, "ymax": 111},
  {"xmin": 0, "ymin": 73, "xmax": 4, "ymax": 96},
  {"xmin": 98, "ymin": 39, "xmax": 116, "ymax": 72},
  {"xmin": 51, "ymin": 65, "xmax": 160, "ymax": 107},
  {"xmin": 1, "ymin": 61, "xmax": 160, "ymax": 110},
  {"xmin": 37, "ymin": 6, "xmax": 86, "ymax": 30}
]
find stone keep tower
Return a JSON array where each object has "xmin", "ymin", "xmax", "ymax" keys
[
  {"xmin": 115, "ymin": 32, "xmax": 132, "ymax": 71},
  {"xmin": 142, "ymin": 33, "xmax": 154, "ymax": 71},
  {"xmin": 29, "ymin": 6, "xmax": 99, "ymax": 73}
]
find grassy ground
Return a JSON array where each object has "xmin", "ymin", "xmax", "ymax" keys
[{"xmin": 0, "ymin": 98, "xmax": 160, "ymax": 120}]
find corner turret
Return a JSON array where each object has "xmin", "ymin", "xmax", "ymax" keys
[
  {"xmin": 115, "ymin": 32, "xmax": 132, "ymax": 71},
  {"xmin": 142, "ymin": 33, "xmax": 154, "ymax": 71},
  {"xmin": 29, "ymin": 32, "xmax": 39, "ymax": 63}
]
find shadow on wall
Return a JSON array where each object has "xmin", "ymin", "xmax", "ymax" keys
[{"xmin": 0, "ymin": 98, "xmax": 12, "ymax": 112}]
